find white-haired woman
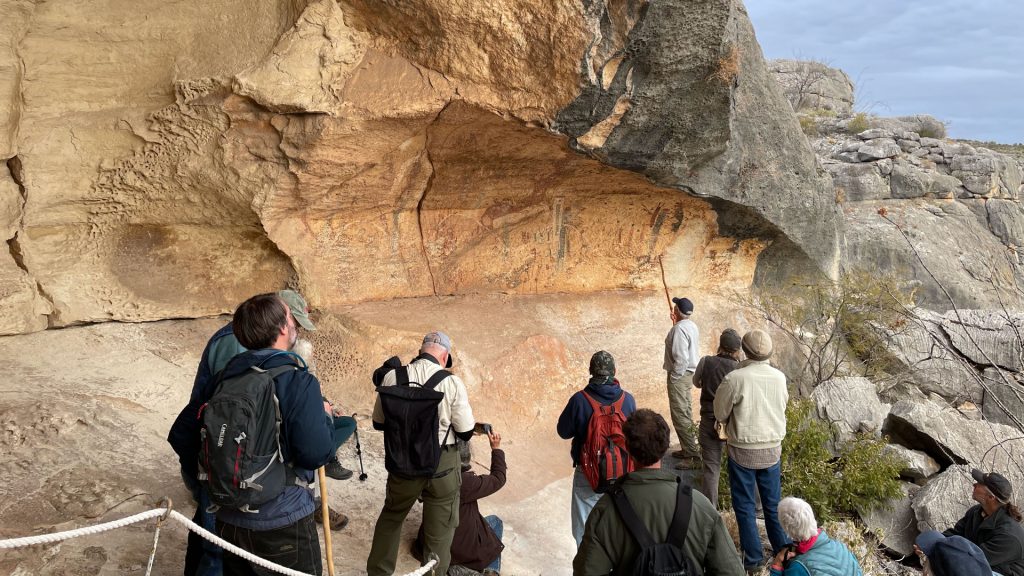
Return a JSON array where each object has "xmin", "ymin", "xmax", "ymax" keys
[{"xmin": 769, "ymin": 497, "xmax": 862, "ymax": 576}]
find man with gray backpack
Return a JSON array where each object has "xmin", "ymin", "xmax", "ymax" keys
[
  {"xmin": 170, "ymin": 293, "xmax": 336, "ymax": 575},
  {"xmin": 366, "ymin": 331, "xmax": 476, "ymax": 576},
  {"xmin": 574, "ymin": 409, "xmax": 744, "ymax": 576}
]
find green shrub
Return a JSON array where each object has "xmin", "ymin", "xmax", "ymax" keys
[
  {"xmin": 846, "ymin": 112, "xmax": 869, "ymax": 135},
  {"xmin": 781, "ymin": 399, "xmax": 902, "ymax": 521}
]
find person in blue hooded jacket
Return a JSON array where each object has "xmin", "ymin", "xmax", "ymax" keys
[
  {"xmin": 557, "ymin": 350, "xmax": 637, "ymax": 548},
  {"xmin": 168, "ymin": 293, "xmax": 335, "ymax": 575}
]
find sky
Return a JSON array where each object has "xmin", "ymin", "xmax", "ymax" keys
[{"xmin": 744, "ymin": 1, "xmax": 1023, "ymax": 143}]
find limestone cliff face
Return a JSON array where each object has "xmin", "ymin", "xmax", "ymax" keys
[{"xmin": 0, "ymin": 0, "xmax": 836, "ymax": 334}]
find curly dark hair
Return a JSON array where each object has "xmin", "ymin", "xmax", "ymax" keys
[
  {"xmin": 623, "ymin": 409, "xmax": 670, "ymax": 467},
  {"xmin": 1007, "ymin": 502, "xmax": 1023, "ymax": 522}
]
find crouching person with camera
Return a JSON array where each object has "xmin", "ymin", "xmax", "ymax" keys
[{"xmin": 169, "ymin": 293, "xmax": 335, "ymax": 575}]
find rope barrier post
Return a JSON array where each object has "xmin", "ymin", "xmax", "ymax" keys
[{"xmin": 317, "ymin": 466, "xmax": 335, "ymax": 576}]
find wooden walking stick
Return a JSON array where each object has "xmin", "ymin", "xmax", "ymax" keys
[
  {"xmin": 318, "ymin": 466, "xmax": 336, "ymax": 576},
  {"xmin": 659, "ymin": 255, "xmax": 674, "ymax": 322}
]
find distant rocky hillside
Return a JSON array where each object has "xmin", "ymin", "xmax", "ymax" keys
[{"xmin": 770, "ymin": 59, "xmax": 1024, "ymax": 312}]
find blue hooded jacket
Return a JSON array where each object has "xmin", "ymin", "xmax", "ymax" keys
[
  {"xmin": 556, "ymin": 376, "xmax": 636, "ymax": 467},
  {"xmin": 168, "ymin": 349, "xmax": 335, "ymax": 530}
]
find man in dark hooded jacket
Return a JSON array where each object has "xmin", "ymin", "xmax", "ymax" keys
[
  {"xmin": 557, "ymin": 350, "xmax": 637, "ymax": 548},
  {"xmin": 168, "ymin": 293, "xmax": 335, "ymax": 575}
]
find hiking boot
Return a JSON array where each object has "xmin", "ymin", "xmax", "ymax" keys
[
  {"xmin": 446, "ymin": 566, "xmax": 480, "ymax": 576},
  {"xmin": 325, "ymin": 458, "xmax": 353, "ymax": 480},
  {"xmin": 671, "ymin": 450, "xmax": 689, "ymax": 459},
  {"xmin": 314, "ymin": 500, "xmax": 349, "ymax": 531},
  {"xmin": 674, "ymin": 457, "xmax": 701, "ymax": 470},
  {"xmin": 481, "ymin": 570, "xmax": 499, "ymax": 576}
]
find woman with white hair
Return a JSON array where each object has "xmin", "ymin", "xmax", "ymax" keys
[{"xmin": 769, "ymin": 497, "xmax": 862, "ymax": 575}]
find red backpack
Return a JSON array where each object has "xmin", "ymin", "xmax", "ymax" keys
[{"xmin": 580, "ymin": 391, "xmax": 634, "ymax": 493}]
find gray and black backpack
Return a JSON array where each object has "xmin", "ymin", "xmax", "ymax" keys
[{"xmin": 198, "ymin": 363, "xmax": 297, "ymax": 512}]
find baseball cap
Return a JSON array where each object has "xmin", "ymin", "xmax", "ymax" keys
[
  {"xmin": 972, "ymin": 468, "xmax": 1013, "ymax": 503},
  {"xmin": 422, "ymin": 331, "xmax": 454, "ymax": 368},
  {"xmin": 719, "ymin": 328, "xmax": 742, "ymax": 353},
  {"xmin": 277, "ymin": 290, "xmax": 316, "ymax": 331},
  {"xmin": 589, "ymin": 350, "xmax": 616, "ymax": 377},
  {"xmin": 672, "ymin": 297, "xmax": 694, "ymax": 315}
]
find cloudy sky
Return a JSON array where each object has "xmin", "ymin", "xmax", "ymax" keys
[{"xmin": 745, "ymin": 1, "xmax": 1023, "ymax": 143}]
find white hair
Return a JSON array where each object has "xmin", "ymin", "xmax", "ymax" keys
[{"xmin": 778, "ymin": 497, "xmax": 818, "ymax": 541}]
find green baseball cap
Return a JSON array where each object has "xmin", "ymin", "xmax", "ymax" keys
[{"xmin": 277, "ymin": 290, "xmax": 316, "ymax": 331}]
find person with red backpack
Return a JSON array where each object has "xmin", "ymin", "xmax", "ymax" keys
[{"xmin": 557, "ymin": 350, "xmax": 637, "ymax": 548}]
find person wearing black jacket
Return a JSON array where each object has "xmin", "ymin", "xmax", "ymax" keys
[
  {"xmin": 692, "ymin": 329, "xmax": 742, "ymax": 509},
  {"xmin": 168, "ymin": 293, "xmax": 335, "ymax": 575},
  {"xmin": 944, "ymin": 469, "xmax": 1024, "ymax": 576}
]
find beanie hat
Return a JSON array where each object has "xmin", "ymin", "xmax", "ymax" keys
[
  {"xmin": 672, "ymin": 297, "xmax": 694, "ymax": 315},
  {"xmin": 742, "ymin": 329, "xmax": 773, "ymax": 361},
  {"xmin": 719, "ymin": 328, "xmax": 742, "ymax": 353},
  {"xmin": 589, "ymin": 350, "xmax": 616, "ymax": 377}
]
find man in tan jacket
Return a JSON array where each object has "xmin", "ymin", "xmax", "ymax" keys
[{"xmin": 713, "ymin": 329, "xmax": 791, "ymax": 573}]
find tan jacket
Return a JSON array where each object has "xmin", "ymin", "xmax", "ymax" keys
[
  {"xmin": 712, "ymin": 359, "xmax": 788, "ymax": 450},
  {"xmin": 372, "ymin": 355, "xmax": 475, "ymax": 446}
]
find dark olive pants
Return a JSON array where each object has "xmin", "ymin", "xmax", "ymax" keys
[{"xmin": 366, "ymin": 447, "xmax": 461, "ymax": 576}]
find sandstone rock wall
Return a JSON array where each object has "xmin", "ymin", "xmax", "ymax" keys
[{"xmin": 0, "ymin": 0, "xmax": 837, "ymax": 335}]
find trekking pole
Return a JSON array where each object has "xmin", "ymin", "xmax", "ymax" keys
[
  {"xmin": 317, "ymin": 467, "xmax": 336, "ymax": 576},
  {"xmin": 352, "ymin": 413, "xmax": 368, "ymax": 481}
]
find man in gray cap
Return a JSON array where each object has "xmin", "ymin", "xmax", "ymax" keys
[
  {"xmin": 942, "ymin": 469, "xmax": 1024, "ymax": 576},
  {"xmin": 664, "ymin": 296, "xmax": 701, "ymax": 469},
  {"xmin": 367, "ymin": 331, "xmax": 476, "ymax": 576},
  {"xmin": 713, "ymin": 329, "xmax": 791, "ymax": 573},
  {"xmin": 557, "ymin": 351, "xmax": 637, "ymax": 547}
]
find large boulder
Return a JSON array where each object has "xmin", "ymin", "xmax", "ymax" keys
[
  {"xmin": 824, "ymin": 161, "xmax": 888, "ymax": 202},
  {"xmin": 811, "ymin": 377, "xmax": 890, "ymax": 445},
  {"xmin": 912, "ymin": 465, "xmax": 976, "ymax": 532},
  {"xmin": 951, "ymin": 151, "xmax": 1023, "ymax": 198},
  {"xmin": 883, "ymin": 444, "xmax": 940, "ymax": 483},
  {"xmin": 883, "ymin": 398, "xmax": 1024, "ymax": 485},
  {"xmin": 860, "ymin": 482, "xmax": 920, "ymax": 556},
  {"xmin": 768, "ymin": 59, "xmax": 854, "ymax": 115},
  {"xmin": 987, "ymin": 199, "xmax": 1024, "ymax": 248},
  {"xmin": 889, "ymin": 161, "xmax": 962, "ymax": 199},
  {"xmin": 842, "ymin": 201, "xmax": 1024, "ymax": 310}
]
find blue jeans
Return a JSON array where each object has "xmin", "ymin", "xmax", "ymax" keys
[
  {"xmin": 484, "ymin": 515, "xmax": 503, "ymax": 572},
  {"xmin": 571, "ymin": 467, "xmax": 602, "ymax": 548},
  {"xmin": 728, "ymin": 458, "xmax": 790, "ymax": 568}
]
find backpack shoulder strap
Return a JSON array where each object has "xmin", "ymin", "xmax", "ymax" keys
[
  {"xmin": 610, "ymin": 480, "xmax": 657, "ymax": 549},
  {"xmin": 666, "ymin": 478, "xmax": 693, "ymax": 549},
  {"xmin": 422, "ymin": 369, "xmax": 452, "ymax": 391},
  {"xmin": 395, "ymin": 365, "xmax": 410, "ymax": 387},
  {"xmin": 581, "ymin": 390, "xmax": 602, "ymax": 411}
]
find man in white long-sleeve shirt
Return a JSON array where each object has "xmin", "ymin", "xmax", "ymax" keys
[{"xmin": 663, "ymin": 296, "xmax": 701, "ymax": 469}]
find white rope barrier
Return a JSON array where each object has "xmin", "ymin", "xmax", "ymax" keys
[
  {"xmin": 0, "ymin": 508, "xmax": 165, "ymax": 548},
  {"xmin": 0, "ymin": 506, "xmax": 439, "ymax": 576}
]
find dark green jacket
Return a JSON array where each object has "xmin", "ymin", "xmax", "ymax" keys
[
  {"xmin": 573, "ymin": 468, "xmax": 745, "ymax": 575},
  {"xmin": 945, "ymin": 504, "xmax": 1024, "ymax": 576}
]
